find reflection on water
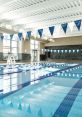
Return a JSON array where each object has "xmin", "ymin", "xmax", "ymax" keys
[
  {"xmin": 0, "ymin": 63, "xmax": 82, "ymax": 117},
  {"xmin": 0, "ymin": 63, "xmax": 80, "ymax": 95},
  {"xmin": 0, "ymin": 68, "xmax": 50, "ymax": 94},
  {"xmin": 0, "ymin": 71, "xmax": 30, "ymax": 94}
]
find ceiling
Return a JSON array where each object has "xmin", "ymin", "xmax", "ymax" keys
[{"xmin": 0, "ymin": 0, "xmax": 82, "ymax": 34}]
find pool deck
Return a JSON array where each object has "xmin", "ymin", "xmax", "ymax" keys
[{"xmin": 0, "ymin": 59, "xmax": 82, "ymax": 64}]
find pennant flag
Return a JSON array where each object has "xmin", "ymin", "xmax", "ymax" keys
[
  {"xmin": 68, "ymin": 22, "xmax": 74, "ymax": 32},
  {"xmin": 74, "ymin": 20, "xmax": 81, "ymax": 30},
  {"xmin": 38, "ymin": 29, "xmax": 43, "ymax": 38},
  {"xmin": 18, "ymin": 103, "xmax": 22, "ymax": 110},
  {"xmin": 9, "ymin": 101, "xmax": 13, "ymax": 107},
  {"xmin": 27, "ymin": 104, "xmax": 31, "ymax": 113},
  {"xmin": 18, "ymin": 32, "xmax": 22, "ymax": 40},
  {"xmin": 27, "ymin": 31, "xmax": 31, "ymax": 39},
  {"xmin": 10, "ymin": 34, "xmax": 13, "ymax": 39},
  {"xmin": 49, "ymin": 26, "xmax": 55, "ymax": 35},
  {"xmin": 23, "ymin": 32, "xmax": 26, "ymax": 40},
  {"xmin": 61, "ymin": 23, "xmax": 68, "ymax": 33},
  {"xmin": 1, "ymin": 35, "xmax": 4, "ymax": 40},
  {"xmin": 38, "ymin": 108, "xmax": 43, "ymax": 117}
]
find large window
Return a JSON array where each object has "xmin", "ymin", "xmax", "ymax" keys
[
  {"xmin": 11, "ymin": 34, "xmax": 18, "ymax": 59},
  {"xmin": 3, "ymin": 34, "xmax": 10, "ymax": 54},
  {"xmin": 30, "ymin": 40, "xmax": 39, "ymax": 50},
  {"xmin": 30, "ymin": 40, "xmax": 40, "ymax": 62},
  {"xmin": 3, "ymin": 34, "xmax": 18, "ymax": 60}
]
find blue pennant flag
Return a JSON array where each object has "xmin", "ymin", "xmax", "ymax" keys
[
  {"xmin": 61, "ymin": 23, "xmax": 68, "ymax": 33},
  {"xmin": 18, "ymin": 103, "xmax": 22, "ymax": 110},
  {"xmin": 38, "ymin": 108, "xmax": 43, "ymax": 117},
  {"xmin": 49, "ymin": 26, "xmax": 55, "ymax": 35},
  {"xmin": 27, "ymin": 104, "xmax": 31, "ymax": 113},
  {"xmin": 10, "ymin": 34, "xmax": 13, "ymax": 39},
  {"xmin": 27, "ymin": 31, "xmax": 31, "ymax": 39},
  {"xmin": 18, "ymin": 33, "xmax": 22, "ymax": 40},
  {"xmin": 74, "ymin": 20, "xmax": 81, "ymax": 30},
  {"xmin": 1, "ymin": 35, "xmax": 4, "ymax": 40},
  {"xmin": 10, "ymin": 101, "xmax": 13, "ymax": 107},
  {"xmin": 38, "ymin": 29, "xmax": 43, "ymax": 38}
]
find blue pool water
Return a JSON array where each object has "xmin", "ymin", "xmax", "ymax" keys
[{"xmin": 0, "ymin": 62, "xmax": 82, "ymax": 117}]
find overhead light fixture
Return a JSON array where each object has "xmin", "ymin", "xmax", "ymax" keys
[
  {"xmin": 12, "ymin": 27, "xmax": 18, "ymax": 32},
  {"xmin": 5, "ymin": 25, "xmax": 12, "ymax": 29},
  {"xmin": 43, "ymin": 36, "xmax": 48, "ymax": 40},
  {"xmin": 0, "ymin": 23, "xmax": 5, "ymax": 27},
  {"xmin": 49, "ymin": 38, "xmax": 55, "ymax": 42}
]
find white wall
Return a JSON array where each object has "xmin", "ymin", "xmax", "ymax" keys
[
  {"xmin": 22, "ymin": 39, "xmax": 30, "ymax": 54},
  {"xmin": 45, "ymin": 36, "xmax": 82, "ymax": 47},
  {"xmin": 0, "ymin": 40, "xmax": 3, "ymax": 52}
]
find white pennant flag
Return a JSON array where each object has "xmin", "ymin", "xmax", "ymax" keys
[
  {"xmin": 68, "ymin": 22, "xmax": 75, "ymax": 32},
  {"xmin": 23, "ymin": 32, "xmax": 26, "ymax": 40}
]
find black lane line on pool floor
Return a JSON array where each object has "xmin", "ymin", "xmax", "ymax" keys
[
  {"xmin": 52, "ymin": 78, "xmax": 82, "ymax": 117},
  {"xmin": 0, "ymin": 64, "xmax": 81, "ymax": 99}
]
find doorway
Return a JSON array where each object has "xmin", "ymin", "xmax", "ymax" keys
[{"xmin": 32, "ymin": 50, "xmax": 39, "ymax": 62}]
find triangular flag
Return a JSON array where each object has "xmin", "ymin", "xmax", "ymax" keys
[
  {"xmin": 61, "ymin": 23, "xmax": 68, "ymax": 33},
  {"xmin": 27, "ymin": 31, "xmax": 31, "ymax": 39},
  {"xmin": 18, "ymin": 33, "xmax": 22, "ymax": 40},
  {"xmin": 38, "ymin": 29, "xmax": 43, "ymax": 38},
  {"xmin": 1, "ymin": 35, "xmax": 4, "ymax": 40},
  {"xmin": 74, "ymin": 20, "xmax": 81, "ymax": 30},
  {"xmin": 10, "ymin": 34, "xmax": 13, "ymax": 39},
  {"xmin": 23, "ymin": 32, "xmax": 26, "ymax": 40},
  {"xmin": 68, "ymin": 22, "xmax": 74, "ymax": 32},
  {"xmin": 38, "ymin": 108, "xmax": 43, "ymax": 117},
  {"xmin": 49, "ymin": 26, "xmax": 55, "ymax": 35},
  {"xmin": 9, "ymin": 101, "xmax": 13, "ymax": 107},
  {"xmin": 27, "ymin": 104, "xmax": 31, "ymax": 113},
  {"xmin": 18, "ymin": 103, "xmax": 22, "ymax": 110}
]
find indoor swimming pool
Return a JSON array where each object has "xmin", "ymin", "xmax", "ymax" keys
[{"xmin": 0, "ymin": 62, "xmax": 82, "ymax": 117}]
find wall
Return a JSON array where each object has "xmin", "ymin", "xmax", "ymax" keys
[
  {"xmin": 45, "ymin": 36, "xmax": 82, "ymax": 46},
  {"xmin": 45, "ymin": 36, "xmax": 82, "ymax": 60},
  {"xmin": 0, "ymin": 39, "xmax": 3, "ymax": 60},
  {"xmin": 18, "ymin": 39, "xmax": 31, "ymax": 61},
  {"xmin": 45, "ymin": 45, "xmax": 82, "ymax": 60},
  {"xmin": 40, "ymin": 42, "xmax": 46, "ymax": 61},
  {"xmin": 40, "ymin": 42, "xmax": 45, "ymax": 54},
  {"xmin": 0, "ymin": 38, "xmax": 31, "ymax": 62},
  {"xmin": 22, "ymin": 39, "xmax": 30, "ymax": 54}
]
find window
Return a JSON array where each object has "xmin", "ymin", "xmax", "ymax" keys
[
  {"xmin": 3, "ymin": 33, "xmax": 18, "ymax": 60},
  {"xmin": 31, "ymin": 44, "xmax": 35, "ymax": 49},
  {"xmin": 3, "ymin": 35, "xmax": 10, "ymax": 54},
  {"xmin": 3, "ymin": 74, "xmax": 17, "ymax": 93},
  {"xmin": 30, "ymin": 40, "xmax": 39, "ymax": 62},
  {"xmin": 30, "ymin": 40, "xmax": 39, "ymax": 50}
]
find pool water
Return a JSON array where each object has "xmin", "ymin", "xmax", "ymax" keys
[{"xmin": 0, "ymin": 62, "xmax": 82, "ymax": 117}]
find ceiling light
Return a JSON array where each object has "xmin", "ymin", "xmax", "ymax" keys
[
  {"xmin": 6, "ymin": 25, "xmax": 12, "ymax": 29},
  {"xmin": 49, "ymin": 38, "xmax": 55, "ymax": 42}
]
